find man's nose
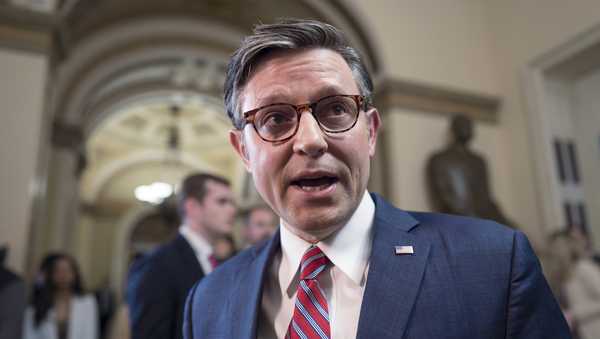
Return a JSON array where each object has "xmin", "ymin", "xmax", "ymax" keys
[{"xmin": 292, "ymin": 110, "xmax": 327, "ymax": 157}]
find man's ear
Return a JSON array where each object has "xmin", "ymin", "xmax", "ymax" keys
[
  {"xmin": 367, "ymin": 108, "xmax": 381, "ymax": 157},
  {"xmin": 184, "ymin": 197, "xmax": 199, "ymax": 218},
  {"xmin": 229, "ymin": 129, "xmax": 251, "ymax": 172}
]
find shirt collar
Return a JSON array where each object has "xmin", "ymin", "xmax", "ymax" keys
[
  {"xmin": 279, "ymin": 190, "xmax": 375, "ymax": 290},
  {"xmin": 179, "ymin": 224, "xmax": 213, "ymax": 256}
]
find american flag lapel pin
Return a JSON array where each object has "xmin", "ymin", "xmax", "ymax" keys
[{"xmin": 395, "ymin": 245, "xmax": 414, "ymax": 255}]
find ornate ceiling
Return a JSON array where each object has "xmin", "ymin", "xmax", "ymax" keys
[
  {"xmin": 44, "ymin": 0, "xmax": 380, "ymax": 76},
  {"xmin": 80, "ymin": 93, "xmax": 240, "ymax": 214}
]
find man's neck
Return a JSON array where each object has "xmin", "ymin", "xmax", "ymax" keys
[{"xmin": 184, "ymin": 220, "xmax": 214, "ymax": 245}]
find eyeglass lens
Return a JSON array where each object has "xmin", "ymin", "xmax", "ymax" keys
[{"xmin": 254, "ymin": 95, "xmax": 359, "ymax": 141}]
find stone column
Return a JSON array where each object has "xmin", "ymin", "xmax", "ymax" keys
[{"xmin": 44, "ymin": 121, "xmax": 86, "ymax": 253}]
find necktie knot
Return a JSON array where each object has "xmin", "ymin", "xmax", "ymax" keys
[{"xmin": 299, "ymin": 246, "xmax": 329, "ymax": 280}]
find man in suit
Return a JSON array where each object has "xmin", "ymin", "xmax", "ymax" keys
[
  {"xmin": 0, "ymin": 246, "xmax": 26, "ymax": 339},
  {"xmin": 128, "ymin": 173, "xmax": 236, "ymax": 339},
  {"xmin": 183, "ymin": 19, "xmax": 571, "ymax": 339}
]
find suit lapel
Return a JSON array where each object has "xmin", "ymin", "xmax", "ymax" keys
[
  {"xmin": 357, "ymin": 194, "xmax": 431, "ymax": 339},
  {"xmin": 230, "ymin": 231, "xmax": 281, "ymax": 339},
  {"xmin": 175, "ymin": 235, "xmax": 205, "ymax": 281}
]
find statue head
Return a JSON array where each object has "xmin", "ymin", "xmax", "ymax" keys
[{"xmin": 451, "ymin": 114, "xmax": 473, "ymax": 145}]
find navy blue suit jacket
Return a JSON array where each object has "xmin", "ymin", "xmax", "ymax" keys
[
  {"xmin": 128, "ymin": 234, "xmax": 205, "ymax": 339},
  {"xmin": 183, "ymin": 194, "xmax": 570, "ymax": 338}
]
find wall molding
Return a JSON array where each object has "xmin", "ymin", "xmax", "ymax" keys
[
  {"xmin": 374, "ymin": 78, "xmax": 501, "ymax": 123},
  {"xmin": 0, "ymin": 4, "xmax": 54, "ymax": 53}
]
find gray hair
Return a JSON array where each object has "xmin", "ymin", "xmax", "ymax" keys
[{"xmin": 224, "ymin": 18, "xmax": 374, "ymax": 129}]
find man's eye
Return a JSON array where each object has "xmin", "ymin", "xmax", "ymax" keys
[
  {"xmin": 218, "ymin": 198, "xmax": 231, "ymax": 205},
  {"xmin": 331, "ymin": 103, "xmax": 349, "ymax": 115},
  {"xmin": 262, "ymin": 112, "xmax": 293, "ymax": 126},
  {"xmin": 321, "ymin": 101, "xmax": 351, "ymax": 116}
]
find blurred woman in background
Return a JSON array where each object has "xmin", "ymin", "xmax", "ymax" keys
[
  {"xmin": 213, "ymin": 234, "xmax": 237, "ymax": 265},
  {"xmin": 23, "ymin": 253, "xmax": 98, "ymax": 339},
  {"xmin": 564, "ymin": 225, "xmax": 600, "ymax": 339}
]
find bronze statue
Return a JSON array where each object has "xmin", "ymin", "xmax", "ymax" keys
[{"xmin": 427, "ymin": 114, "xmax": 516, "ymax": 228}]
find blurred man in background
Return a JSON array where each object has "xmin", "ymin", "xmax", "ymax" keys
[
  {"xmin": 242, "ymin": 205, "xmax": 278, "ymax": 247},
  {"xmin": 0, "ymin": 246, "xmax": 26, "ymax": 339},
  {"xmin": 127, "ymin": 173, "xmax": 236, "ymax": 339}
]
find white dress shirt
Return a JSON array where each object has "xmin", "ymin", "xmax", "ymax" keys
[
  {"xmin": 258, "ymin": 191, "xmax": 375, "ymax": 339},
  {"xmin": 179, "ymin": 225, "xmax": 214, "ymax": 274}
]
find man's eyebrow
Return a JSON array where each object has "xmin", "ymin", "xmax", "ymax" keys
[
  {"xmin": 254, "ymin": 85, "xmax": 351, "ymax": 106},
  {"xmin": 256, "ymin": 93, "xmax": 293, "ymax": 105},
  {"xmin": 310, "ymin": 85, "xmax": 349, "ymax": 100}
]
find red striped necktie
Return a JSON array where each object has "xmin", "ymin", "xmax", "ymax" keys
[{"xmin": 286, "ymin": 246, "xmax": 331, "ymax": 339}]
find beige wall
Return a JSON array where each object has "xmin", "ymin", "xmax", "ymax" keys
[
  {"xmin": 348, "ymin": 0, "xmax": 500, "ymax": 95},
  {"xmin": 349, "ymin": 0, "xmax": 600, "ymax": 247},
  {"xmin": 485, "ymin": 1, "xmax": 600, "ymax": 65},
  {"xmin": 483, "ymin": 1, "xmax": 600, "ymax": 245},
  {"xmin": 0, "ymin": 48, "xmax": 47, "ymax": 273}
]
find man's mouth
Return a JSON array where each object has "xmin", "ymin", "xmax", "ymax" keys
[{"xmin": 291, "ymin": 176, "xmax": 339, "ymax": 192}]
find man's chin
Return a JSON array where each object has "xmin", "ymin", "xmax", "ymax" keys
[{"xmin": 285, "ymin": 208, "xmax": 349, "ymax": 240}]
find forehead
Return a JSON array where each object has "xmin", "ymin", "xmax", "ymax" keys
[
  {"xmin": 205, "ymin": 180, "xmax": 231, "ymax": 196},
  {"xmin": 240, "ymin": 48, "xmax": 359, "ymax": 108}
]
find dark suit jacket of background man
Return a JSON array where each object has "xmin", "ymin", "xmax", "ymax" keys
[
  {"xmin": 128, "ymin": 234, "xmax": 205, "ymax": 339},
  {"xmin": 0, "ymin": 266, "xmax": 26, "ymax": 339},
  {"xmin": 183, "ymin": 193, "xmax": 571, "ymax": 339}
]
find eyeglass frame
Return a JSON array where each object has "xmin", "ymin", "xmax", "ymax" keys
[{"xmin": 240, "ymin": 94, "xmax": 366, "ymax": 142}]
